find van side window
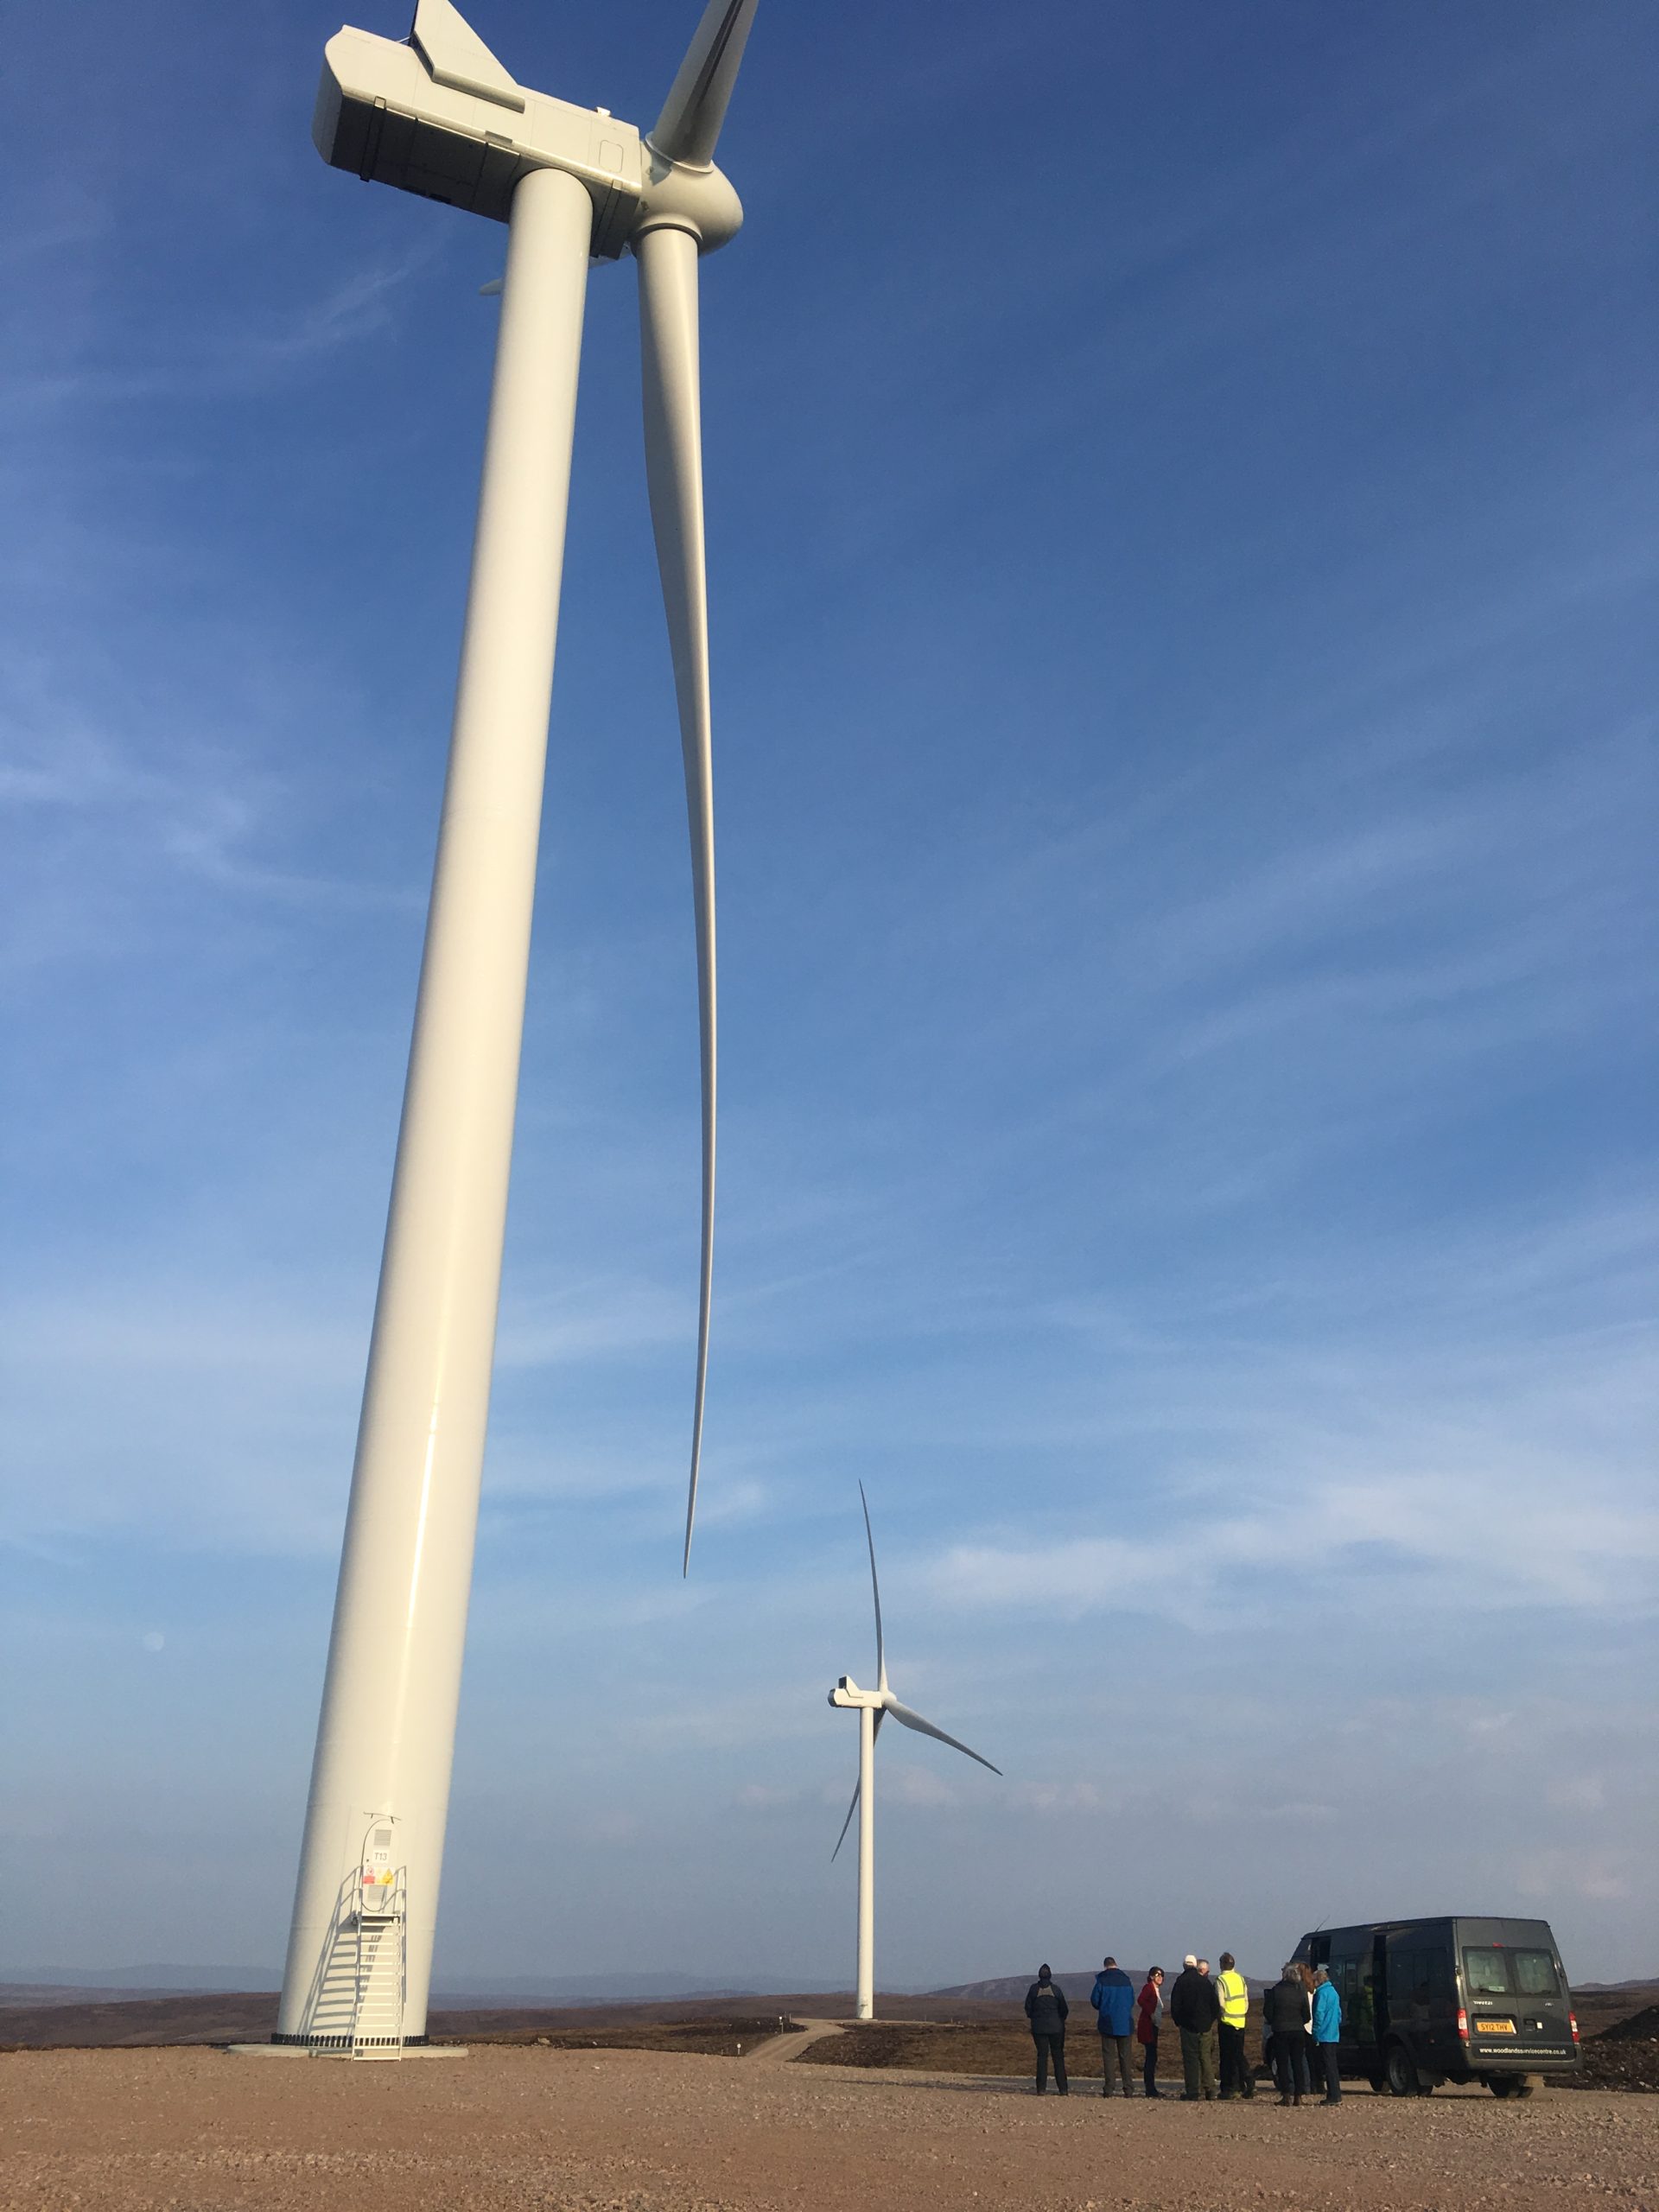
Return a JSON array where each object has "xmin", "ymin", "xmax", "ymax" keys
[
  {"xmin": 1513, "ymin": 1951, "xmax": 1560, "ymax": 1997},
  {"xmin": 1327, "ymin": 1942, "xmax": 1367, "ymax": 2037},
  {"xmin": 1464, "ymin": 1948, "xmax": 1510, "ymax": 1996},
  {"xmin": 1352, "ymin": 1950, "xmax": 1376, "ymax": 2041}
]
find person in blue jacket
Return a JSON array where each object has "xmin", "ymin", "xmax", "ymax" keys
[
  {"xmin": 1310, "ymin": 1963, "xmax": 1343, "ymax": 2105},
  {"xmin": 1090, "ymin": 1955, "xmax": 1138, "ymax": 2097}
]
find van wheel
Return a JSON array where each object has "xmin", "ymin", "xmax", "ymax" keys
[{"xmin": 1384, "ymin": 2043, "xmax": 1420, "ymax": 2097}]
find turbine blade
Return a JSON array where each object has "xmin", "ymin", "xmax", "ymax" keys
[
  {"xmin": 652, "ymin": 0, "xmax": 760, "ymax": 168},
  {"xmin": 859, "ymin": 1482, "xmax": 887, "ymax": 1692},
  {"xmin": 830, "ymin": 1778, "xmax": 858, "ymax": 1862},
  {"xmin": 883, "ymin": 1697, "xmax": 1001, "ymax": 1776},
  {"xmin": 637, "ymin": 224, "xmax": 717, "ymax": 1578},
  {"xmin": 829, "ymin": 1710, "xmax": 883, "ymax": 1861}
]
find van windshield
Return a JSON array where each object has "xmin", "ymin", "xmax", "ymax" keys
[{"xmin": 1463, "ymin": 1948, "xmax": 1560, "ymax": 1999}]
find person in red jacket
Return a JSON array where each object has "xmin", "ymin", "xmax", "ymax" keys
[{"xmin": 1135, "ymin": 1966, "xmax": 1166, "ymax": 2099}]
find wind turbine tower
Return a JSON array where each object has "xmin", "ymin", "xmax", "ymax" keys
[
  {"xmin": 830, "ymin": 1488, "xmax": 1001, "ymax": 2021},
  {"xmin": 276, "ymin": 0, "xmax": 761, "ymax": 2051}
]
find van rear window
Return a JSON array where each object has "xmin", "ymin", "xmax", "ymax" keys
[
  {"xmin": 1463, "ymin": 1948, "xmax": 1560, "ymax": 1998},
  {"xmin": 1463, "ymin": 1948, "xmax": 1510, "ymax": 1995},
  {"xmin": 1513, "ymin": 1950, "xmax": 1560, "ymax": 1997}
]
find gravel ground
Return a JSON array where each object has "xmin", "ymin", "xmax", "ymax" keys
[{"xmin": 4, "ymin": 2045, "xmax": 1655, "ymax": 2212}]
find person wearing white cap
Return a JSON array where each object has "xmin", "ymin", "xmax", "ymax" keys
[{"xmin": 1168, "ymin": 1955, "xmax": 1221, "ymax": 2099}]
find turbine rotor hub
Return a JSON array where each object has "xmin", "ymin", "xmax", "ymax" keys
[{"xmin": 635, "ymin": 144, "xmax": 745, "ymax": 253}]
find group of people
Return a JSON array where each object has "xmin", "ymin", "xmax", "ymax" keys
[{"xmin": 1023, "ymin": 1955, "xmax": 1343, "ymax": 2107}]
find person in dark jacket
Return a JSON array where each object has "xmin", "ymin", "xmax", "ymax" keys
[
  {"xmin": 1263, "ymin": 1964, "xmax": 1313, "ymax": 2105},
  {"xmin": 1025, "ymin": 1964, "xmax": 1069, "ymax": 2094},
  {"xmin": 1167, "ymin": 1955, "xmax": 1221, "ymax": 2100},
  {"xmin": 1135, "ymin": 1966, "xmax": 1166, "ymax": 2098},
  {"xmin": 1089, "ymin": 1956, "xmax": 1136, "ymax": 2097}
]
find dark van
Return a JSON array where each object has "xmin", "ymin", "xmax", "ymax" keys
[{"xmin": 1294, "ymin": 1917, "xmax": 1580, "ymax": 2098}]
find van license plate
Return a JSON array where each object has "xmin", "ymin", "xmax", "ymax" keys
[{"xmin": 1475, "ymin": 2019, "xmax": 1516, "ymax": 2034}]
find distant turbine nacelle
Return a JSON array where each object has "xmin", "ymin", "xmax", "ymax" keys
[
  {"xmin": 314, "ymin": 0, "xmax": 744, "ymax": 258},
  {"xmin": 830, "ymin": 1675, "xmax": 881, "ymax": 1711}
]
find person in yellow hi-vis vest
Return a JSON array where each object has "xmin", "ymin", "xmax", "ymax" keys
[{"xmin": 1217, "ymin": 1952, "xmax": 1255, "ymax": 2100}]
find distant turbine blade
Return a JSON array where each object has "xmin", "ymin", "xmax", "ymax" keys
[
  {"xmin": 830, "ymin": 1710, "xmax": 883, "ymax": 1860},
  {"xmin": 637, "ymin": 223, "xmax": 717, "ymax": 1577},
  {"xmin": 652, "ymin": 0, "xmax": 760, "ymax": 168},
  {"xmin": 409, "ymin": 0, "xmax": 524, "ymax": 110},
  {"xmin": 859, "ymin": 1482, "xmax": 887, "ymax": 1692},
  {"xmin": 830, "ymin": 1777, "xmax": 858, "ymax": 1862},
  {"xmin": 883, "ymin": 1697, "xmax": 1001, "ymax": 1776}
]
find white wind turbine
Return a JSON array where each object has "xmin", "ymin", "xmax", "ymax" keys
[
  {"xmin": 276, "ymin": 0, "xmax": 761, "ymax": 2050},
  {"xmin": 829, "ymin": 1486, "xmax": 1001, "ymax": 2022}
]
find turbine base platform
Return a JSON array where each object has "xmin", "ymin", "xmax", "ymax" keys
[{"xmin": 221, "ymin": 2043, "xmax": 470, "ymax": 2059}]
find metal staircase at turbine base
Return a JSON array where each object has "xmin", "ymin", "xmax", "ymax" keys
[
  {"xmin": 348, "ymin": 1875, "xmax": 408, "ymax": 2060},
  {"xmin": 296, "ymin": 1844, "xmax": 409, "ymax": 2058}
]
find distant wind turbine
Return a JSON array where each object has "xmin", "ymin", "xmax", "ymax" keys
[
  {"xmin": 276, "ymin": 0, "xmax": 762, "ymax": 2052},
  {"xmin": 829, "ymin": 1486, "xmax": 1001, "ymax": 2021}
]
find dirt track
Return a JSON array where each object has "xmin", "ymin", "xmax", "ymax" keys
[{"xmin": 4, "ymin": 2045, "xmax": 1655, "ymax": 2211}]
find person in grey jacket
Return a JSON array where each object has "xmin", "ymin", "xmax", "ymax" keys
[{"xmin": 1024, "ymin": 1964, "xmax": 1070, "ymax": 2094}]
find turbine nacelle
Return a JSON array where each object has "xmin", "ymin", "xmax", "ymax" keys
[
  {"xmin": 830, "ymin": 1675, "xmax": 884, "ymax": 1712},
  {"xmin": 314, "ymin": 0, "xmax": 744, "ymax": 259}
]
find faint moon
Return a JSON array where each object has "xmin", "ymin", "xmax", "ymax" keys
[{"xmin": 142, "ymin": 1630, "xmax": 166, "ymax": 1652}]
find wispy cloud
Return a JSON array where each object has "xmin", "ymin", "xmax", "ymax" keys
[
  {"xmin": 931, "ymin": 1452, "xmax": 1658, "ymax": 1623},
  {"xmin": 3, "ymin": 246, "xmax": 438, "ymax": 415}
]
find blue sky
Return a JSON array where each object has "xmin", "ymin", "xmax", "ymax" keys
[{"xmin": 3, "ymin": 0, "xmax": 1656, "ymax": 1992}]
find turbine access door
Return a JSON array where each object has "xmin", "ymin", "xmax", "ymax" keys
[{"xmin": 358, "ymin": 1821, "xmax": 401, "ymax": 1922}]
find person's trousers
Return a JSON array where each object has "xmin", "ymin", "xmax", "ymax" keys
[
  {"xmin": 1140, "ymin": 2031, "xmax": 1160, "ymax": 2094},
  {"xmin": 1099, "ymin": 2033, "xmax": 1135, "ymax": 2095},
  {"xmin": 1179, "ymin": 2024, "xmax": 1218, "ymax": 2098},
  {"xmin": 1218, "ymin": 2020, "xmax": 1255, "ymax": 2097},
  {"xmin": 1273, "ymin": 2029, "xmax": 1311, "ymax": 2099},
  {"xmin": 1313, "ymin": 2041, "xmax": 1341, "ymax": 2101},
  {"xmin": 1033, "ymin": 2031, "xmax": 1067, "ymax": 2094}
]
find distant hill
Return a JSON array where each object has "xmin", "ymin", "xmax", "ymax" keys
[
  {"xmin": 3, "ymin": 1966, "xmax": 281, "ymax": 1994},
  {"xmin": 0, "ymin": 1968, "xmax": 852, "ymax": 2011},
  {"xmin": 931, "ymin": 1967, "xmax": 1273, "ymax": 2002},
  {"xmin": 931, "ymin": 1971, "xmax": 1101, "ymax": 2003},
  {"xmin": 429, "ymin": 1974, "xmax": 829, "ymax": 2005}
]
